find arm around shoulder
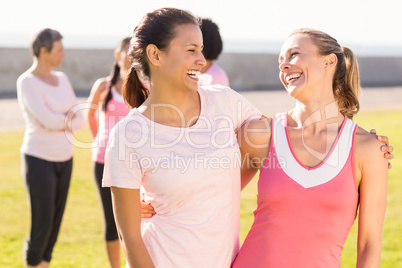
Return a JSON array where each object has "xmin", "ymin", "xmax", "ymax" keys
[
  {"xmin": 355, "ymin": 127, "xmax": 388, "ymax": 267},
  {"xmin": 238, "ymin": 118, "xmax": 271, "ymax": 190}
]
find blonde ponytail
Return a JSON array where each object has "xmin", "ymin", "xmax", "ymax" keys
[{"xmin": 333, "ymin": 47, "xmax": 360, "ymax": 119}]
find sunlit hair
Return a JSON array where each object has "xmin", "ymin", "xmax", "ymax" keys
[
  {"xmin": 100, "ymin": 37, "xmax": 131, "ymax": 111},
  {"xmin": 30, "ymin": 28, "xmax": 63, "ymax": 58},
  {"xmin": 123, "ymin": 8, "xmax": 200, "ymax": 108},
  {"xmin": 290, "ymin": 28, "xmax": 360, "ymax": 119},
  {"xmin": 200, "ymin": 18, "xmax": 223, "ymax": 60}
]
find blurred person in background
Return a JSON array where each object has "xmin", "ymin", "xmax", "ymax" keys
[
  {"xmin": 198, "ymin": 18, "xmax": 230, "ymax": 87},
  {"xmin": 17, "ymin": 28, "xmax": 84, "ymax": 268},
  {"xmin": 86, "ymin": 37, "xmax": 132, "ymax": 268}
]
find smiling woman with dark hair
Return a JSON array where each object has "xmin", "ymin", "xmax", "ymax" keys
[{"xmin": 102, "ymin": 8, "xmax": 262, "ymax": 267}]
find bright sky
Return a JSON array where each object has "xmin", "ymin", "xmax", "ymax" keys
[{"xmin": 2, "ymin": 0, "xmax": 402, "ymax": 53}]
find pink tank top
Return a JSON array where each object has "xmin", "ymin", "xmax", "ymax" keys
[
  {"xmin": 92, "ymin": 86, "xmax": 130, "ymax": 163},
  {"xmin": 232, "ymin": 113, "xmax": 359, "ymax": 268}
]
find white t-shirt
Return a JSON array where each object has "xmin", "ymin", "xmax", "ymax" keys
[
  {"xmin": 103, "ymin": 85, "xmax": 262, "ymax": 268},
  {"xmin": 17, "ymin": 71, "xmax": 84, "ymax": 161}
]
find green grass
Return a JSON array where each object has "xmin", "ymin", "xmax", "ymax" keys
[{"xmin": 1, "ymin": 109, "xmax": 401, "ymax": 267}]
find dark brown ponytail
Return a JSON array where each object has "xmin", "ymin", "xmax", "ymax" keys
[
  {"xmin": 101, "ymin": 37, "xmax": 132, "ymax": 110},
  {"xmin": 101, "ymin": 62, "xmax": 119, "ymax": 111},
  {"xmin": 123, "ymin": 67, "xmax": 149, "ymax": 108}
]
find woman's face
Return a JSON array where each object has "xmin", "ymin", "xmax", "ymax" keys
[
  {"xmin": 278, "ymin": 33, "xmax": 327, "ymax": 99},
  {"xmin": 43, "ymin": 40, "xmax": 65, "ymax": 68},
  {"xmin": 157, "ymin": 23, "xmax": 206, "ymax": 92},
  {"xmin": 117, "ymin": 44, "xmax": 131, "ymax": 77}
]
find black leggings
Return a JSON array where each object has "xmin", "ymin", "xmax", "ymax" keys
[
  {"xmin": 93, "ymin": 162, "xmax": 119, "ymax": 241},
  {"xmin": 22, "ymin": 154, "xmax": 72, "ymax": 266}
]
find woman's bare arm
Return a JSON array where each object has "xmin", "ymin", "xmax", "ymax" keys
[
  {"xmin": 355, "ymin": 128, "xmax": 388, "ymax": 267},
  {"xmin": 111, "ymin": 187, "xmax": 155, "ymax": 268},
  {"xmin": 238, "ymin": 118, "xmax": 271, "ymax": 190},
  {"xmin": 86, "ymin": 78, "xmax": 107, "ymax": 138}
]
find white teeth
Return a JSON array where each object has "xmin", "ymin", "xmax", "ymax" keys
[
  {"xmin": 187, "ymin": 70, "xmax": 200, "ymax": 77},
  {"xmin": 286, "ymin": 73, "xmax": 302, "ymax": 83}
]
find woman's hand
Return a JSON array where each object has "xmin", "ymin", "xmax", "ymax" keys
[
  {"xmin": 370, "ymin": 129, "xmax": 394, "ymax": 169},
  {"xmin": 141, "ymin": 201, "xmax": 156, "ymax": 218}
]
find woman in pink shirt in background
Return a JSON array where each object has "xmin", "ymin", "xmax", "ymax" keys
[
  {"xmin": 232, "ymin": 29, "xmax": 389, "ymax": 267},
  {"xmin": 198, "ymin": 18, "xmax": 230, "ymax": 87},
  {"xmin": 86, "ymin": 37, "xmax": 132, "ymax": 268},
  {"xmin": 17, "ymin": 28, "xmax": 85, "ymax": 268}
]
